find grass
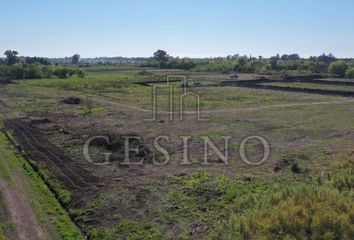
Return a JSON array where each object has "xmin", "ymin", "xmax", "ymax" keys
[
  {"xmin": 0, "ymin": 153, "xmax": 12, "ymax": 184},
  {"xmin": 5, "ymin": 73, "xmax": 335, "ymax": 112},
  {"xmin": 1, "ymin": 70, "xmax": 354, "ymax": 239},
  {"xmin": 0, "ymin": 224, "xmax": 4, "ymax": 240},
  {"xmin": 89, "ymin": 220, "xmax": 165, "ymax": 240},
  {"xmin": 0, "ymin": 132, "xmax": 83, "ymax": 240},
  {"xmin": 209, "ymin": 186, "xmax": 354, "ymax": 240},
  {"xmin": 159, "ymin": 164, "xmax": 354, "ymax": 239},
  {"xmin": 0, "ymin": 194, "xmax": 17, "ymax": 240}
]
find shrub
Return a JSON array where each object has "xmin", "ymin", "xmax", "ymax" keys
[
  {"xmin": 53, "ymin": 68, "xmax": 77, "ymax": 79},
  {"xmin": 0, "ymin": 63, "xmax": 85, "ymax": 80},
  {"xmin": 41, "ymin": 66, "xmax": 53, "ymax": 78},
  {"xmin": 10, "ymin": 64, "xmax": 25, "ymax": 79},
  {"xmin": 24, "ymin": 64, "xmax": 43, "ymax": 79},
  {"xmin": 345, "ymin": 68, "xmax": 354, "ymax": 78},
  {"xmin": 76, "ymin": 69, "xmax": 86, "ymax": 78},
  {"xmin": 328, "ymin": 61, "xmax": 349, "ymax": 77}
]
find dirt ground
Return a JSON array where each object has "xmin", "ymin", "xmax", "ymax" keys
[{"xmin": 0, "ymin": 148, "xmax": 59, "ymax": 240}]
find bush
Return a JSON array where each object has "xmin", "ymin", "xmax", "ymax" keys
[
  {"xmin": 9, "ymin": 64, "xmax": 25, "ymax": 79},
  {"xmin": 52, "ymin": 68, "xmax": 77, "ymax": 79},
  {"xmin": 76, "ymin": 69, "xmax": 86, "ymax": 78},
  {"xmin": 345, "ymin": 68, "xmax": 354, "ymax": 78},
  {"xmin": 42, "ymin": 66, "xmax": 53, "ymax": 78},
  {"xmin": 328, "ymin": 61, "xmax": 349, "ymax": 77},
  {"xmin": 0, "ymin": 63, "xmax": 85, "ymax": 80},
  {"xmin": 24, "ymin": 64, "xmax": 43, "ymax": 79}
]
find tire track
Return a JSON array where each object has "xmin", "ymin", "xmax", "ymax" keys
[
  {"xmin": 4, "ymin": 120, "xmax": 89, "ymax": 190},
  {"xmin": 0, "ymin": 104, "xmax": 94, "ymax": 190}
]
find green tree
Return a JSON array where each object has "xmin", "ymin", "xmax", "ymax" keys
[
  {"xmin": 235, "ymin": 56, "xmax": 248, "ymax": 71},
  {"xmin": 25, "ymin": 57, "xmax": 51, "ymax": 65},
  {"xmin": 153, "ymin": 50, "xmax": 168, "ymax": 62},
  {"xmin": 24, "ymin": 64, "xmax": 43, "ymax": 79},
  {"xmin": 71, "ymin": 54, "xmax": 80, "ymax": 64},
  {"xmin": 328, "ymin": 61, "xmax": 349, "ymax": 77},
  {"xmin": 4, "ymin": 50, "xmax": 19, "ymax": 65},
  {"xmin": 345, "ymin": 68, "xmax": 354, "ymax": 78}
]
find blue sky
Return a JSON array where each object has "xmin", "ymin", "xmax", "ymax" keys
[{"xmin": 1, "ymin": 0, "xmax": 353, "ymax": 58}]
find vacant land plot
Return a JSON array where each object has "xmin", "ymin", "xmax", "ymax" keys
[{"xmin": 0, "ymin": 71, "xmax": 353, "ymax": 239}]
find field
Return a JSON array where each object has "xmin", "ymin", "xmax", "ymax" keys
[{"xmin": 0, "ymin": 69, "xmax": 353, "ymax": 239}]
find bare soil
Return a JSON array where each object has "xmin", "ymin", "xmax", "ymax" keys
[{"xmin": 0, "ymin": 150, "xmax": 55, "ymax": 240}]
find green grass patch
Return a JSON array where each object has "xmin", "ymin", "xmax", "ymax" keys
[
  {"xmin": 89, "ymin": 220, "xmax": 165, "ymax": 240},
  {"xmin": 161, "ymin": 167, "xmax": 354, "ymax": 239},
  {"xmin": 209, "ymin": 186, "xmax": 354, "ymax": 240},
  {"xmin": 0, "ymin": 132, "xmax": 83, "ymax": 240},
  {"xmin": 0, "ymin": 224, "xmax": 4, "ymax": 240},
  {"xmin": 0, "ymin": 155, "xmax": 12, "ymax": 184}
]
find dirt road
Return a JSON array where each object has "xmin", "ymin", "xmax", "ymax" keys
[{"xmin": 0, "ymin": 150, "xmax": 54, "ymax": 240}]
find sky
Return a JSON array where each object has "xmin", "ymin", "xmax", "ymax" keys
[{"xmin": 1, "ymin": 0, "xmax": 354, "ymax": 58}]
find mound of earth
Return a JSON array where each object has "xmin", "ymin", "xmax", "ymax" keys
[{"xmin": 62, "ymin": 97, "xmax": 81, "ymax": 105}]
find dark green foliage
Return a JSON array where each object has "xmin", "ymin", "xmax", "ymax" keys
[
  {"xmin": 281, "ymin": 54, "xmax": 300, "ymax": 61},
  {"xmin": 329, "ymin": 61, "xmax": 349, "ymax": 77},
  {"xmin": 25, "ymin": 57, "xmax": 51, "ymax": 65},
  {"xmin": 76, "ymin": 69, "xmax": 86, "ymax": 78},
  {"xmin": 345, "ymin": 67, "xmax": 354, "ymax": 78},
  {"xmin": 0, "ymin": 63, "xmax": 85, "ymax": 80},
  {"xmin": 24, "ymin": 64, "xmax": 44, "ymax": 79},
  {"xmin": 53, "ymin": 67, "xmax": 76, "ymax": 79},
  {"xmin": 142, "ymin": 50, "xmax": 350, "ymax": 74},
  {"xmin": 145, "ymin": 50, "xmax": 196, "ymax": 70},
  {"xmin": 72, "ymin": 54, "xmax": 80, "ymax": 64},
  {"xmin": 153, "ymin": 50, "xmax": 168, "ymax": 62},
  {"xmin": 143, "ymin": 57, "xmax": 196, "ymax": 70},
  {"xmin": 311, "ymin": 53, "xmax": 337, "ymax": 64},
  {"xmin": 4, "ymin": 50, "xmax": 19, "ymax": 65}
]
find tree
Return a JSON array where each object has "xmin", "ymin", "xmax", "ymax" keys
[
  {"xmin": 53, "ymin": 68, "xmax": 71, "ymax": 78},
  {"xmin": 345, "ymin": 68, "xmax": 354, "ymax": 78},
  {"xmin": 317, "ymin": 53, "xmax": 336, "ymax": 64},
  {"xmin": 281, "ymin": 54, "xmax": 300, "ymax": 61},
  {"xmin": 25, "ymin": 57, "xmax": 51, "ymax": 65},
  {"xmin": 235, "ymin": 56, "xmax": 248, "ymax": 72},
  {"xmin": 153, "ymin": 50, "xmax": 168, "ymax": 62},
  {"xmin": 71, "ymin": 54, "xmax": 80, "ymax": 64},
  {"xmin": 328, "ymin": 61, "xmax": 349, "ymax": 77},
  {"xmin": 4, "ymin": 50, "xmax": 19, "ymax": 65}
]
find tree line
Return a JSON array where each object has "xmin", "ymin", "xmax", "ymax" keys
[
  {"xmin": 0, "ymin": 51, "xmax": 85, "ymax": 81},
  {"xmin": 2, "ymin": 49, "xmax": 354, "ymax": 80},
  {"xmin": 144, "ymin": 50, "xmax": 354, "ymax": 77}
]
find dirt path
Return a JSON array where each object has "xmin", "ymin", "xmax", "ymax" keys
[
  {"xmin": 91, "ymin": 96, "xmax": 354, "ymax": 114},
  {"xmin": 0, "ymin": 150, "xmax": 51, "ymax": 240}
]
